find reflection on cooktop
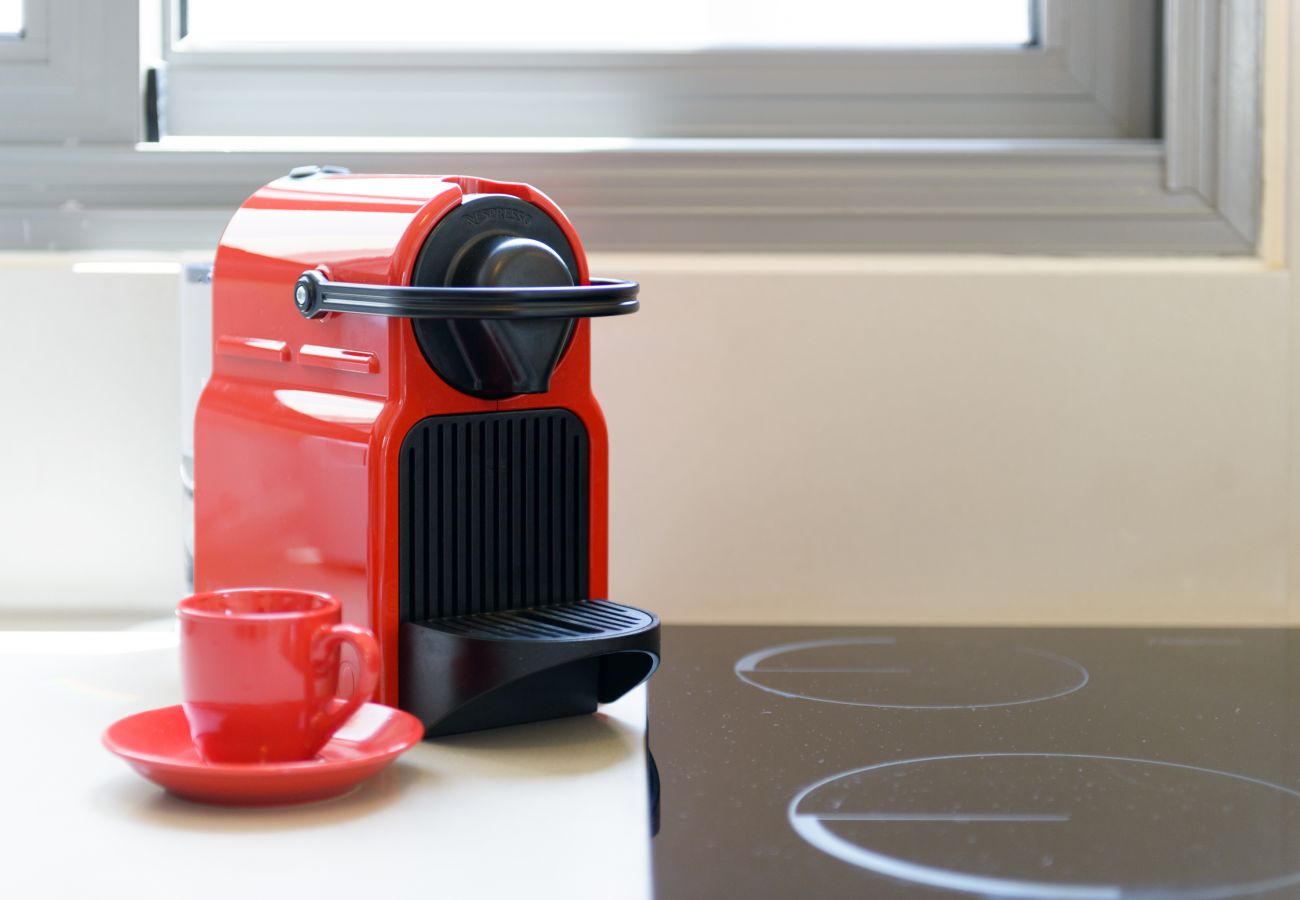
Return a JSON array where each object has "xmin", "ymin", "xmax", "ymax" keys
[
  {"xmin": 736, "ymin": 637, "xmax": 1089, "ymax": 709},
  {"xmin": 792, "ymin": 754, "xmax": 1300, "ymax": 899},
  {"xmin": 649, "ymin": 626, "xmax": 1300, "ymax": 899}
]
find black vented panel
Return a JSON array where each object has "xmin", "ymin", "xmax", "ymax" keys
[
  {"xmin": 428, "ymin": 600, "xmax": 654, "ymax": 641},
  {"xmin": 399, "ymin": 409, "xmax": 589, "ymax": 622}
]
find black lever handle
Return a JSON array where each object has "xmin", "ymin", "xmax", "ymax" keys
[{"xmin": 293, "ymin": 269, "xmax": 639, "ymax": 320}]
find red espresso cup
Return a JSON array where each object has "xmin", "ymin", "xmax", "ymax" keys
[{"xmin": 177, "ymin": 588, "xmax": 381, "ymax": 764}]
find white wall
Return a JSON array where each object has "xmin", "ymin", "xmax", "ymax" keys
[
  {"xmin": 595, "ymin": 256, "xmax": 1294, "ymax": 625},
  {"xmin": 0, "ymin": 254, "xmax": 1293, "ymax": 626},
  {"xmin": 0, "ymin": 262, "xmax": 185, "ymax": 617}
]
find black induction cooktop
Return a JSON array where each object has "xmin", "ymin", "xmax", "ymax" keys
[{"xmin": 648, "ymin": 625, "xmax": 1300, "ymax": 899}]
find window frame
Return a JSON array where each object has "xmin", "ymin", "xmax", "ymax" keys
[
  {"xmin": 158, "ymin": 0, "xmax": 1159, "ymax": 140},
  {"xmin": 0, "ymin": 0, "xmax": 142, "ymax": 142},
  {"xmin": 0, "ymin": 0, "xmax": 48, "ymax": 59},
  {"xmin": 0, "ymin": 0, "xmax": 1266, "ymax": 255}
]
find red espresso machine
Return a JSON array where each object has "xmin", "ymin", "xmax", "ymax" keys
[{"xmin": 194, "ymin": 169, "xmax": 659, "ymax": 737}]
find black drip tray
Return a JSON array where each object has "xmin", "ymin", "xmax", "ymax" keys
[
  {"xmin": 429, "ymin": 599, "xmax": 655, "ymax": 641},
  {"xmin": 400, "ymin": 600, "xmax": 660, "ymax": 737}
]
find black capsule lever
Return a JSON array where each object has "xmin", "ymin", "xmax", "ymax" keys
[{"xmin": 292, "ymin": 269, "xmax": 639, "ymax": 320}]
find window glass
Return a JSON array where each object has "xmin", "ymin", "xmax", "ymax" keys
[
  {"xmin": 182, "ymin": 0, "xmax": 1034, "ymax": 51},
  {"xmin": 0, "ymin": 0, "xmax": 23, "ymax": 37}
]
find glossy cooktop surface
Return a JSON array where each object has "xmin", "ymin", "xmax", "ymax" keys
[{"xmin": 648, "ymin": 626, "xmax": 1300, "ymax": 899}]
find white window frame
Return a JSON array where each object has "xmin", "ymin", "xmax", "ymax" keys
[
  {"xmin": 0, "ymin": 0, "xmax": 1265, "ymax": 255},
  {"xmin": 160, "ymin": 0, "xmax": 1158, "ymax": 140},
  {"xmin": 0, "ymin": 0, "xmax": 48, "ymax": 60},
  {"xmin": 0, "ymin": 0, "xmax": 142, "ymax": 142}
]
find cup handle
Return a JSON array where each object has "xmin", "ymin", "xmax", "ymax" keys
[{"xmin": 312, "ymin": 624, "xmax": 381, "ymax": 742}]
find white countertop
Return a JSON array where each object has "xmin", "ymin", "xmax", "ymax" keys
[{"xmin": 0, "ymin": 625, "xmax": 653, "ymax": 899}]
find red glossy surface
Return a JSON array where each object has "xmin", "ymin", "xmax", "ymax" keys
[
  {"xmin": 194, "ymin": 174, "xmax": 610, "ymax": 705},
  {"xmin": 102, "ymin": 703, "xmax": 423, "ymax": 806},
  {"xmin": 178, "ymin": 589, "xmax": 380, "ymax": 763}
]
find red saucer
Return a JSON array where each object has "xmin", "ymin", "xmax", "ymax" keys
[{"xmin": 103, "ymin": 702, "xmax": 424, "ymax": 806}]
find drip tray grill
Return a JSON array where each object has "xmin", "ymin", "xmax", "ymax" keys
[
  {"xmin": 427, "ymin": 600, "xmax": 653, "ymax": 640},
  {"xmin": 400, "ymin": 599, "xmax": 660, "ymax": 737}
]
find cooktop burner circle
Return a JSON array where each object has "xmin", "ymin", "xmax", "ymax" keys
[
  {"xmin": 734, "ymin": 637, "xmax": 1088, "ymax": 709},
  {"xmin": 789, "ymin": 753, "xmax": 1300, "ymax": 899}
]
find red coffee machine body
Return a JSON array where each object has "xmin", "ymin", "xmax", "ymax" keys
[{"xmin": 195, "ymin": 170, "xmax": 659, "ymax": 736}]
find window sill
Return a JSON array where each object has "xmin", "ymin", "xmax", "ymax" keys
[{"xmin": 0, "ymin": 137, "xmax": 1257, "ymax": 254}]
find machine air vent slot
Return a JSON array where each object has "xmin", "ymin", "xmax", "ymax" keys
[{"xmin": 399, "ymin": 409, "xmax": 589, "ymax": 622}]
